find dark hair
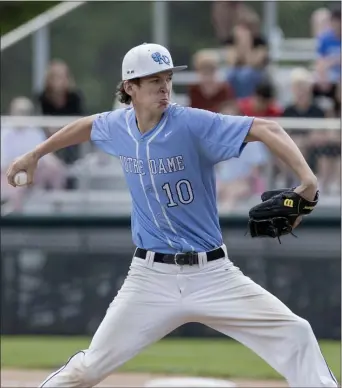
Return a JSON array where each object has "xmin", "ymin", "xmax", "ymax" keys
[
  {"xmin": 331, "ymin": 6, "xmax": 341, "ymax": 20},
  {"xmin": 255, "ymin": 79, "xmax": 275, "ymax": 100},
  {"xmin": 116, "ymin": 78, "xmax": 140, "ymax": 105}
]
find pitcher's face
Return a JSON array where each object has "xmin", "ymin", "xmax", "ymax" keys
[{"xmin": 130, "ymin": 71, "xmax": 173, "ymax": 113}]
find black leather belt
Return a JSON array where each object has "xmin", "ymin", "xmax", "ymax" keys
[{"xmin": 135, "ymin": 247, "xmax": 225, "ymax": 266}]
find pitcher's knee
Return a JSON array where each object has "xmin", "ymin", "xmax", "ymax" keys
[{"xmin": 289, "ymin": 317, "xmax": 313, "ymax": 344}]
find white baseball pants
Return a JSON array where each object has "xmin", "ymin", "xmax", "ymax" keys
[{"xmin": 39, "ymin": 246, "xmax": 338, "ymax": 388}]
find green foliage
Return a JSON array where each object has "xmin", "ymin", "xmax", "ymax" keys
[{"xmin": 0, "ymin": 2, "xmax": 59, "ymax": 36}]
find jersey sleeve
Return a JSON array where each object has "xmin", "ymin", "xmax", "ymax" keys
[
  {"xmin": 91, "ymin": 110, "xmax": 119, "ymax": 156},
  {"xmin": 186, "ymin": 108, "xmax": 254, "ymax": 164}
]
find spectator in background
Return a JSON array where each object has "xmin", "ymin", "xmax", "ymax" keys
[
  {"xmin": 37, "ymin": 59, "xmax": 85, "ymax": 167},
  {"xmin": 283, "ymin": 68, "xmax": 325, "ymax": 147},
  {"xmin": 308, "ymin": 82, "xmax": 340, "ymax": 195},
  {"xmin": 216, "ymin": 101, "xmax": 253, "ymax": 209},
  {"xmin": 216, "ymin": 100, "xmax": 270, "ymax": 209},
  {"xmin": 324, "ymin": 81, "xmax": 341, "ymax": 118},
  {"xmin": 237, "ymin": 79, "xmax": 282, "ymax": 196},
  {"xmin": 1, "ymin": 97, "xmax": 67, "ymax": 212},
  {"xmin": 307, "ymin": 129, "xmax": 341, "ymax": 196},
  {"xmin": 224, "ymin": 20, "xmax": 268, "ymax": 98},
  {"xmin": 333, "ymin": 81, "xmax": 341, "ymax": 117},
  {"xmin": 311, "ymin": 7, "xmax": 332, "ymax": 38},
  {"xmin": 238, "ymin": 78, "xmax": 283, "ymax": 118},
  {"xmin": 280, "ymin": 68, "xmax": 325, "ymax": 187},
  {"xmin": 38, "ymin": 59, "xmax": 84, "ymax": 116},
  {"xmin": 211, "ymin": 1, "xmax": 259, "ymax": 45},
  {"xmin": 313, "ymin": 7, "xmax": 341, "ymax": 109},
  {"xmin": 189, "ymin": 50, "xmax": 234, "ymax": 112},
  {"xmin": 224, "ymin": 14, "xmax": 269, "ymax": 99},
  {"xmin": 281, "ymin": 69, "xmax": 340, "ymax": 195}
]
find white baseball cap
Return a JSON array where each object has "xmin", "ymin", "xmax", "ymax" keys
[{"xmin": 122, "ymin": 43, "xmax": 187, "ymax": 81}]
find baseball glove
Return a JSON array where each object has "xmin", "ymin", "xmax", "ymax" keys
[{"xmin": 247, "ymin": 188, "xmax": 319, "ymax": 242}]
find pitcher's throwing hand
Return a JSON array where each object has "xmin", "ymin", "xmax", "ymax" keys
[{"xmin": 7, "ymin": 151, "xmax": 39, "ymax": 187}]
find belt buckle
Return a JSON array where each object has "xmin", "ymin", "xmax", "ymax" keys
[
  {"xmin": 174, "ymin": 252, "xmax": 186, "ymax": 266},
  {"xmin": 174, "ymin": 252, "xmax": 195, "ymax": 266}
]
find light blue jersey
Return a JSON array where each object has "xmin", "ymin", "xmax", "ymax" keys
[{"xmin": 91, "ymin": 104, "xmax": 254, "ymax": 253}]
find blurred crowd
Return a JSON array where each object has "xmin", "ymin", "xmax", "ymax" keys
[
  {"xmin": 1, "ymin": 3, "xmax": 341, "ymax": 213},
  {"xmin": 197, "ymin": 3, "xmax": 341, "ymax": 209},
  {"xmin": 1, "ymin": 60, "xmax": 85, "ymax": 211}
]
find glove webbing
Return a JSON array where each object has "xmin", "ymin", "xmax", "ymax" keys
[{"xmin": 244, "ymin": 220, "xmax": 298, "ymax": 244}]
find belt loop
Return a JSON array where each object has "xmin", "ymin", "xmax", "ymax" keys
[
  {"xmin": 198, "ymin": 251, "xmax": 206, "ymax": 267},
  {"xmin": 221, "ymin": 244, "xmax": 228, "ymax": 260},
  {"xmin": 147, "ymin": 251, "xmax": 154, "ymax": 267}
]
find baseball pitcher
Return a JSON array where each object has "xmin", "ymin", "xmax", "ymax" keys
[{"xmin": 6, "ymin": 43, "xmax": 338, "ymax": 388}]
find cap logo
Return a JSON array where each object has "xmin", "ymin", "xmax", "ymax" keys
[{"xmin": 151, "ymin": 52, "xmax": 170, "ymax": 66}]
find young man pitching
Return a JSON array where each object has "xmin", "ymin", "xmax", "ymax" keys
[{"xmin": 7, "ymin": 43, "xmax": 337, "ymax": 388}]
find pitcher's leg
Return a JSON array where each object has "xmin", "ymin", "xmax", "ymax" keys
[
  {"xmin": 40, "ymin": 259, "xmax": 184, "ymax": 387},
  {"xmin": 191, "ymin": 261, "xmax": 338, "ymax": 387}
]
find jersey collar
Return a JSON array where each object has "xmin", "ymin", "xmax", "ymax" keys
[{"xmin": 129, "ymin": 105, "xmax": 171, "ymax": 142}]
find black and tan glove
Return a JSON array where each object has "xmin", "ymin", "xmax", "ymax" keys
[{"xmin": 247, "ymin": 188, "xmax": 319, "ymax": 242}]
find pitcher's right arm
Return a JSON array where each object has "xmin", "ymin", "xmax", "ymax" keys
[{"xmin": 7, "ymin": 115, "xmax": 96, "ymax": 186}]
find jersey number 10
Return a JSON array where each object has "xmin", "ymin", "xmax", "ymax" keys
[{"xmin": 162, "ymin": 180, "xmax": 194, "ymax": 207}]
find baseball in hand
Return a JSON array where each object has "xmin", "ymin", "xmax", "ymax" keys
[{"xmin": 14, "ymin": 171, "xmax": 28, "ymax": 186}]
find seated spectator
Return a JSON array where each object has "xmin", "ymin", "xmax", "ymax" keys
[
  {"xmin": 325, "ymin": 81, "xmax": 341, "ymax": 118},
  {"xmin": 334, "ymin": 81, "xmax": 341, "ymax": 117},
  {"xmin": 282, "ymin": 69, "xmax": 340, "ymax": 195},
  {"xmin": 307, "ymin": 130, "xmax": 340, "ymax": 195},
  {"xmin": 37, "ymin": 59, "xmax": 85, "ymax": 167},
  {"xmin": 284, "ymin": 68, "xmax": 325, "ymax": 141},
  {"xmin": 308, "ymin": 81, "xmax": 340, "ymax": 195},
  {"xmin": 311, "ymin": 7, "xmax": 332, "ymax": 38},
  {"xmin": 238, "ymin": 79, "xmax": 282, "ymax": 195},
  {"xmin": 216, "ymin": 101, "xmax": 251, "ymax": 209},
  {"xmin": 313, "ymin": 7, "xmax": 341, "ymax": 109},
  {"xmin": 237, "ymin": 79, "xmax": 283, "ymax": 118},
  {"xmin": 216, "ymin": 100, "xmax": 270, "ymax": 209},
  {"xmin": 224, "ymin": 15, "xmax": 269, "ymax": 98},
  {"xmin": 279, "ymin": 68, "xmax": 326, "ymax": 187},
  {"xmin": 189, "ymin": 50, "xmax": 234, "ymax": 112},
  {"xmin": 38, "ymin": 59, "xmax": 84, "ymax": 116},
  {"xmin": 1, "ymin": 97, "xmax": 67, "ymax": 213}
]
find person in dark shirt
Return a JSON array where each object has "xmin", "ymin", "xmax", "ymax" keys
[
  {"xmin": 38, "ymin": 59, "xmax": 84, "ymax": 118},
  {"xmin": 39, "ymin": 88, "xmax": 83, "ymax": 116},
  {"xmin": 283, "ymin": 68, "xmax": 339, "ymax": 194},
  {"xmin": 37, "ymin": 60, "xmax": 86, "ymax": 190}
]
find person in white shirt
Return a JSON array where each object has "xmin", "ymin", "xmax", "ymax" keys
[{"xmin": 1, "ymin": 97, "xmax": 67, "ymax": 212}]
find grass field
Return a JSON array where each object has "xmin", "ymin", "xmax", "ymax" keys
[{"xmin": 1, "ymin": 336, "xmax": 340, "ymax": 381}]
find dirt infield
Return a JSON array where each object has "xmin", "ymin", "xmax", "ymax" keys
[{"xmin": 1, "ymin": 369, "xmax": 288, "ymax": 387}]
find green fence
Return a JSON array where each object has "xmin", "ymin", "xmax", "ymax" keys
[{"xmin": 1, "ymin": 214, "xmax": 340, "ymax": 339}]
